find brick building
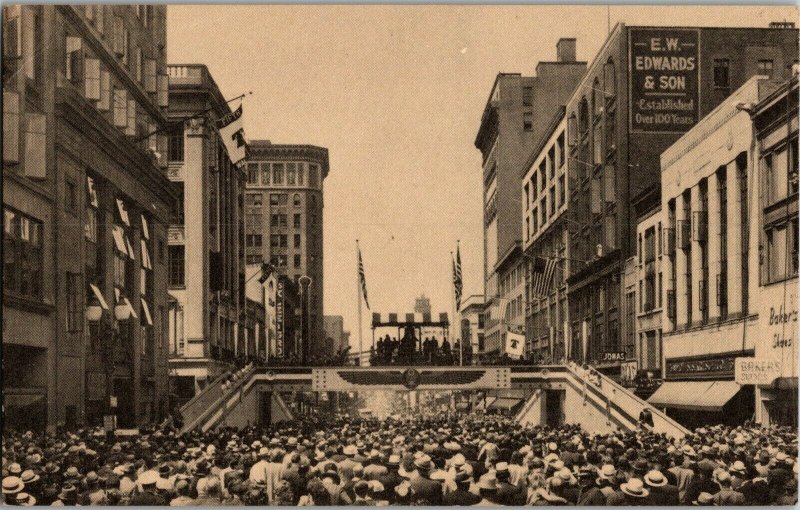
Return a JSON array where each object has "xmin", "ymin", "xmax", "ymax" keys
[
  {"xmin": 244, "ymin": 142, "xmax": 328, "ymax": 360},
  {"xmin": 3, "ymin": 5, "xmax": 175, "ymax": 430},
  {"xmin": 475, "ymin": 38, "xmax": 586, "ymax": 357},
  {"xmin": 563, "ymin": 23, "xmax": 798, "ymax": 377}
]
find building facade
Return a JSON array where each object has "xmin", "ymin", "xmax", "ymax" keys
[
  {"xmin": 3, "ymin": 5, "xmax": 175, "ymax": 430},
  {"xmin": 244, "ymin": 142, "xmax": 328, "ymax": 360},
  {"xmin": 476, "ymin": 38, "xmax": 586, "ymax": 356},
  {"xmin": 752, "ymin": 73, "xmax": 798, "ymax": 426},
  {"xmin": 522, "ymin": 109, "xmax": 571, "ymax": 363},
  {"xmin": 164, "ymin": 64, "xmax": 246, "ymax": 398},
  {"xmin": 323, "ymin": 315, "xmax": 347, "ymax": 356},
  {"xmin": 652, "ymin": 77, "xmax": 774, "ymax": 427},
  {"xmin": 459, "ymin": 295, "xmax": 485, "ymax": 364},
  {"xmin": 564, "ymin": 23, "xmax": 798, "ymax": 377}
]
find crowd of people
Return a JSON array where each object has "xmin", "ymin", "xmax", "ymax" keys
[
  {"xmin": 2, "ymin": 412, "xmax": 797, "ymax": 506},
  {"xmin": 369, "ymin": 334, "xmax": 474, "ymax": 367}
]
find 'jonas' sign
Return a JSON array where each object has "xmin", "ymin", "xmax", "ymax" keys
[{"xmin": 629, "ymin": 28, "xmax": 700, "ymax": 133}]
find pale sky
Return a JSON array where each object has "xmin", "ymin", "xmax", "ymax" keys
[{"xmin": 167, "ymin": 5, "xmax": 798, "ymax": 350}]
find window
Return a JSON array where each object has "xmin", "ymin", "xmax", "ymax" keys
[
  {"xmin": 294, "ymin": 213, "xmax": 301, "ymax": 228},
  {"xmin": 557, "ymin": 133, "xmax": 565, "ymax": 168},
  {"xmin": 293, "ymin": 193, "xmax": 301, "ymax": 207},
  {"xmin": 603, "ymin": 59, "xmax": 616, "ymax": 102},
  {"xmin": 522, "ymin": 86, "xmax": 533, "ymax": 107},
  {"xmin": 66, "ymin": 272, "xmax": 83, "ymax": 332},
  {"xmin": 558, "ymin": 175, "xmax": 566, "ymax": 207},
  {"xmin": 260, "ymin": 162, "xmax": 270, "ymax": 185},
  {"xmin": 523, "ymin": 112, "xmax": 533, "ymax": 132},
  {"xmin": 593, "ymin": 78, "xmax": 603, "ymax": 118},
  {"xmin": 757, "ymin": 59, "xmax": 774, "ymax": 78},
  {"xmin": 287, "ymin": 163, "xmax": 296, "ymax": 185},
  {"xmin": 273, "ymin": 163, "xmax": 284, "ymax": 184},
  {"xmin": 3, "ymin": 207, "xmax": 43, "ymax": 299},
  {"xmin": 246, "ymin": 254, "xmax": 262, "ymax": 264},
  {"xmin": 246, "ymin": 193, "xmax": 262, "ymax": 207},
  {"xmin": 294, "ymin": 234, "xmax": 301, "ymax": 248},
  {"xmin": 168, "ymin": 245, "xmax": 185, "ymax": 286},
  {"xmin": 308, "ymin": 164, "xmax": 319, "ymax": 188},
  {"xmin": 168, "ymin": 123, "xmax": 184, "ymax": 162},
  {"xmin": 579, "ymin": 97, "xmax": 589, "ymax": 135},
  {"xmin": 65, "ymin": 179, "xmax": 77, "ymax": 214},
  {"xmin": 713, "ymin": 59, "xmax": 730, "ymax": 88},
  {"xmin": 246, "ymin": 234, "xmax": 262, "ymax": 247},
  {"xmin": 766, "ymin": 220, "xmax": 799, "ymax": 282},
  {"xmin": 247, "ymin": 163, "xmax": 258, "ymax": 185},
  {"xmin": 171, "ymin": 183, "xmax": 184, "ymax": 225},
  {"xmin": 294, "ymin": 254, "xmax": 301, "ymax": 268},
  {"xmin": 297, "ymin": 163, "xmax": 305, "ymax": 185}
]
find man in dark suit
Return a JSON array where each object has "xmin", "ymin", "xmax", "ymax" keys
[
  {"xmin": 409, "ymin": 457, "xmax": 442, "ymax": 505},
  {"xmin": 495, "ymin": 462, "xmax": 525, "ymax": 505},
  {"xmin": 645, "ymin": 469, "xmax": 680, "ymax": 506},
  {"xmin": 442, "ymin": 470, "xmax": 480, "ymax": 506},
  {"xmin": 129, "ymin": 471, "xmax": 166, "ymax": 506}
]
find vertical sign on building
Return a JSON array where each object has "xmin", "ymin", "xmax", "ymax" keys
[
  {"xmin": 629, "ymin": 28, "xmax": 700, "ymax": 133},
  {"xmin": 276, "ymin": 279, "xmax": 284, "ymax": 357}
]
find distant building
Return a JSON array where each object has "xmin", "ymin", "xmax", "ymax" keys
[
  {"xmin": 245, "ymin": 142, "xmax": 329, "ymax": 360},
  {"xmin": 460, "ymin": 295, "xmax": 486, "ymax": 363},
  {"xmin": 3, "ymin": 5, "xmax": 174, "ymax": 431},
  {"xmin": 324, "ymin": 315, "xmax": 347, "ymax": 354},
  {"xmin": 165, "ymin": 64, "xmax": 246, "ymax": 399},
  {"xmin": 564, "ymin": 23, "xmax": 798, "ymax": 378},
  {"xmin": 476, "ymin": 38, "xmax": 586, "ymax": 357}
]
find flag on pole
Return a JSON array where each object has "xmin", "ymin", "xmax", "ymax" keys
[
  {"xmin": 531, "ymin": 256, "xmax": 558, "ymax": 298},
  {"xmin": 453, "ymin": 244, "xmax": 463, "ymax": 311},
  {"xmin": 215, "ymin": 104, "xmax": 247, "ymax": 167},
  {"xmin": 358, "ymin": 245, "xmax": 370, "ymax": 310},
  {"xmin": 487, "ymin": 298, "xmax": 509, "ymax": 323}
]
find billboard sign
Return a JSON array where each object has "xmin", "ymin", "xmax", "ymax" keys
[
  {"xmin": 735, "ymin": 358, "xmax": 783, "ymax": 385},
  {"xmin": 629, "ymin": 28, "xmax": 700, "ymax": 133}
]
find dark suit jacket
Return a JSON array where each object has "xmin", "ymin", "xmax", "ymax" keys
[
  {"xmin": 497, "ymin": 481, "xmax": 525, "ymax": 505},
  {"xmin": 649, "ymin": 484, "xmax": 680, "ymax": 506},
  {"xmin": 410, "ymin": 476, "xmax": 443, "ymax": 505},
  {"xmin": 442, "ymin": 488, "xmax": 481, "ymax": 506}
]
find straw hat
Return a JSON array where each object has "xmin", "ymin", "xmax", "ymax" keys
[
  {"xmin": 2, "ymin": 476, "xmax": 24, "ymax": 495},
  {"xmin": 620, "ymin": 478, "xmax": 650, "ymax": 498},
  {"xmin": 644, "ymin": 470, "xmax": 668, "ymax": 487}
]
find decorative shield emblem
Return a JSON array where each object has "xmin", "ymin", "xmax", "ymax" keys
[{"xmin": 403, "ymin": 368, "xmax": 421, "ymax": 389}]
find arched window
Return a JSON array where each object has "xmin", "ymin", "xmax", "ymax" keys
[
  {"xmin": 593, "ymin": 78, "xmax": 603, "ymax": 118},
  {"xmin": 567, "ymin": 113, "xmax": 578, "ymax": 147},
  {"xmin": 579, "ymin": 97, "xmax": 589, "ymax": 135},
  {"xmin": 604, "ymin": 59, "xmax": 616, "ymax": 102},
  {"xmin": 293, "ymin": 193, "xmax": 301, "ymax": 207}
]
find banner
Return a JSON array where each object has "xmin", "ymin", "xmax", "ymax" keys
[
  {"xmin": 215, "ymin": 105, "xmax": 247, "ymax": 166},
  {"xmin": 506, "ymin": 331, "xmax": 525, "ymax": 359},
  {"xmin": 276, "ymin": 278, "xmax": 284, "ymax": 358},
  {"xmin": 629, "ymin": 28, "xmax": 700, "ymax": 133}
]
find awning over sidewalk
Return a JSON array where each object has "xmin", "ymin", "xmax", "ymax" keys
[
  {"xmin": 489, "ymin": 397, "xmax": 523, "ymax": 410},
  {"xmin": 648, "ymin": 380, "xmax": 742, "ymax": 412}
]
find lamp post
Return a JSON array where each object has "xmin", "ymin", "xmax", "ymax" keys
[{"xmin": 298, "ymin": 275, "xmax": 312, "ymax": 364}]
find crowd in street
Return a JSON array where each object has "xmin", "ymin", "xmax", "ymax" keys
[{"xmin": 2, "ymin": 412, "xmax": 797, "ymax": 506}]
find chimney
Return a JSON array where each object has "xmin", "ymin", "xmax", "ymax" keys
[{"xmin": 556, "ymin": 38, "xmax": 577, "ymax": 62}]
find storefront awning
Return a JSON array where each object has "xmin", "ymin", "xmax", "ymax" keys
[
  {"xmin": 489, "ymin": 397, "xmax": 523, "ymax": 410},
  {"xmin": 648, "ymin": 380, "xmax": 742, "ymax": 412}
]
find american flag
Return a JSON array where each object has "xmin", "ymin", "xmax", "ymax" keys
[
  {"xmin": 358, "ymin": 245, "xmax": 370, "ymax": 309},
  {"xmin": 453, "ymin": 244, "xmax": 463, "ymax": 311},
  {"xmin": 531, "ymin": 256, "xmax": 558, "ymax": 299}
]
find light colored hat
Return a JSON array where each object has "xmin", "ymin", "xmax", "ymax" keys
[
  {"xmin": 343, "ymin": 445, "xmax": 358, "ymax": 456},
  {"xmin": 557, "ymin": 467, "xmax": 574, "ymax": 483},
  {"xmin": 547, "ymin": 442, "xmax": 558, "ymax": 451},
  {"xmin": 15, "ymin": 492, "xmax": 36, "ymax": 506},
  {"xmin": 450, "ymin": 453, "xmax": 466, "ymax": 467},
  {"xmin": 19, "ymin": 471, "xmax": 39, "ymax": 485},
  {"xmin": 495, "ymin": 462, "xmax": 509, "ymax": 473},
  {"xmin": 620, "ymin": 478, "xmax": 650, "ymax": 498},
  {"xmin": 597, "ymin": 464, "xmax": 617, "ymax": 481},
  {"xmin": 644, "ymin": 470, "xmax": 667, "ymax": 487},
  {"xmin": 139, "ymin": 471, "xmax": 159, "ymax": 487},
  {"xmin": 715, "ymin": 471, "xmax": 731, "ymax": 484},
  {"xmin": 692, "ymin": 492, "xmax": 715, "ymax": 505},
  {"xmin": 730, "ymin": 461, "xmax": 746, "ymax": 473},
  {"xmin": 477, "ymin": 473, "xmax": 498, "ymax": 491},
  {"xmin": 2, "ymin": 476, "xmax": 24, "ymax": 495},
  {"xmin": 258, "ymin": 447, "xmax": 270, "ymax": 457}
]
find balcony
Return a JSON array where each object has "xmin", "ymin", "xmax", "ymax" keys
[{"xmin": 167, "ymin": 65, "xmax": 211, "ymax": 87}]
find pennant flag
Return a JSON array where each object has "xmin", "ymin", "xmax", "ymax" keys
[
  {"xmin": 531, "ymin": 256, "xmax": 558, "ymax": 298},
  {"xmin": 216, "ymin": 104, "xmax": 247, "ymax": 166},
  {"xmin": 506, "ymin": 330, "xmax": 525, "ymax": 359},
  {"xmin": 358, "ymin": 245, "xmax": 370, "ymax": 309},
  {"xmin": 453, "ymin": 244, "xmax": 463, "ymax": 311}
]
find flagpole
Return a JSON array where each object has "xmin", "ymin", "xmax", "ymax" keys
[
  {"xmin": 357, "ymin": 240, "xmax": 363, "ymax": 366},
  {"xmin": 451, "ymin": 251, "xmax": 461, "ymax": 367}
]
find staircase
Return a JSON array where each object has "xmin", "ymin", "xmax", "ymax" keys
[
  {"xmin": 179, "ymin": 365, "xmax": 256, "ymax": 434},
  {"xmin": 563, "ymin": 362, "xmax": 688, "ymax": 438}
]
